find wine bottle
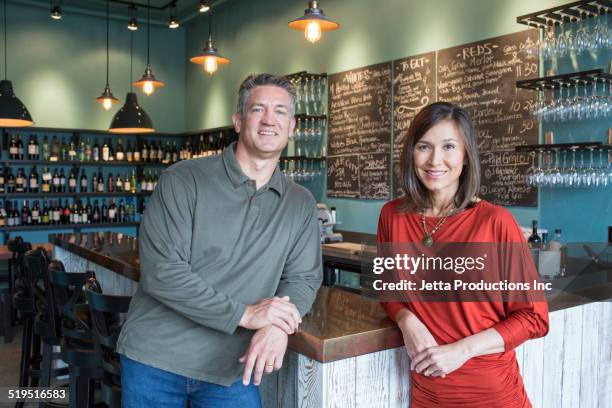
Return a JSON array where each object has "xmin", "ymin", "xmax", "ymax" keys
[
  {"xmin": 126, "ymin": 141, "xmax": 133, "ymax": 162},
  {"xmin": 124, "ymin": 173, "xmax": 131, "ymax": 193},
  {"xmin": 85, "ymin": 138, "xmax": 92, "ymax": 161},
  {"xmin": 50, "ymin": 135, "xmax": 60, "ymax": 162},
  {"xmin": 9, "ymin": 134, "xmax": 18, "ymax": 160},
  {"xmin": 29, "ymin": 167, "xmax": 39, "ymax": 193},
  {"xmin": 101, "ymin": 199, "xmax": 108, "ymax": 223},
  {"xmin": 17, "ymin": 135, "xmax": 24, "ymax": 160},
  {"xmin": 59, "ymin": 168, "xmax": 66, "ymax": 193},
  {"xmin": 78, "ymin": 141, "xmax": 85, "ymax": 162},
  {"xmin": 42, "ymin": 135, "xmax": 50, "ymax": 161},
  {"xmin": 93, "ymin": 139, "xmax": 100, "ymax": 161},
  {"xmin": 41, "ymin": 167, "xmax": 51, "ymax": 193},
  {"xmin": 107, "ymin": 173, "xmax": 114, "ymax": 193},
  {"xmin": 116, "ymin": 139, "xmax": 125, "ymax": 161},
  {"xmin": 68, "ymin": 170, "xmax": 77, "ymax": 193},
  {"xmin": 108, "ymin": 199, "xmax": 117, "ymax": 223},
  {"xmin": 80, "ymin": 169, "xmax": 88, "ymax": 192},
  {"xmin": 528, "ymin": 220, "xmax": 542, "ymax": 248},
  {"xmin": 60, "ymin": 138, "xmax": 68, "ymax": 161},
  {"xmin": 27, "ymin": 135, "xmax": 37, "ymax": 160},
  {"xmin": 97, "ymin": 169, "xmax": 105, "ymax": 192},
  {"xmin": 92, "ymin": 200, "xmax": 100, "ymax": 223},
  {"xmin": 21, "ymin": 200, "xmax": 30, "ymax": 225},
  {"xmin": 42, "ymin": 201, "xmax": 50, "ymax": 224},
  {"xmin": 68, "ymin": 139, "xmax": 77, "ymax": 161},
  {"xmin": 0, "ymin": 168, "xmax": 5, "ymax": 194},
  {"xmin": 15, "ymin": 168, "xmax": 25, "ymax": 193},
  {"xmin": 7, "ymin": 169, "xmax": 15, "ymax": 194},
  {"xmin": 31, "ymin": 201, "xmax": 40, "ymax": 225},
  {"xmin": 102, "ymin": 139, "xmax": 110, "ymax": 162}
]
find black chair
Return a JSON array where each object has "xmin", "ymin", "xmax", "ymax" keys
[
  {"xmin": 23, "ymin": 248, "xmax": 70, "ymax": 408},
  {"xmin": 85, "ymin": 278, "xmax": 131, "ymax": 408},
  {"xmin": 9, "ymin": 238, "xmax": 45, "ymax": 408},
  {"xmin": 46, "ymin": 260, "xmax": 103, "ymax": 408}
]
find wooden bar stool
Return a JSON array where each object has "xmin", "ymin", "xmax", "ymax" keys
[{"xmin": 85, "ymin": 277, "xmax": 132, "ymax": 408}]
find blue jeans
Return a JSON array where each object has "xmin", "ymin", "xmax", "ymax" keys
[{"xmin": 120, "ymin": 355, "xmax": 262, "ymax": 408}]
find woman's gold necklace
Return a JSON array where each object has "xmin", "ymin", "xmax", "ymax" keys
[{"xmin": 420, "ymin": 207, "xmax": 455, "ymax": 247}]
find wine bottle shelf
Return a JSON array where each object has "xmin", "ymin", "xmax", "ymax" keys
[
  {"xmin": 516, "ymin": 69, "xmax": 612, "ymax": 91},
  {"xmin": 1, "ymin": 159, "xmax": 172, "ymax": 167},
  {"xmin": 1, "ymin": 192, "xmax": 153, "ymax": 199},
  {"xmin": 2, "ymin": 221, "xmax": 139, "ymax": 232}
]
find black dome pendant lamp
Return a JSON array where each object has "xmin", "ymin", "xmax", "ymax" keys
[
  {"xmin": 0, "ymin": 0, "xmax": 34, "ymax": 127},
  {"xmin": 109, "ymin": 27, "xmax": 154, "ymax": 134}
]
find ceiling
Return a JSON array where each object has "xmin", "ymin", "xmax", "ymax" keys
[{"xmin": 21, "ymin": 0, "xmax": 228, "ymax": 24}]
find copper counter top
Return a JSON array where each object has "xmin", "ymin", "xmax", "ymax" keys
[{"xmin": 50, "ymin": 232, "xmax": 612, "ymax": 363}]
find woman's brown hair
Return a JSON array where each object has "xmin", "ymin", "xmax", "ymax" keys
[{"xmin": 398, "ymin": 102, "xmax": 481, "ymax": 212}]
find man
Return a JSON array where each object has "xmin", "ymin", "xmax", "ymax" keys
[{"xmin": 117, "ymin": 74, "xmax": 322, "ymax": 407}]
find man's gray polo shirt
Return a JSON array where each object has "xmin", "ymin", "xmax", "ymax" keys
[{"xmin": 117, "ymin": 142, "xmax": 322, "ymax": 386}]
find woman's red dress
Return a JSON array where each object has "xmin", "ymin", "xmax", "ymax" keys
[{"xmin": 378, "ymin": 199, "xmax": 549, "ymax": 408}]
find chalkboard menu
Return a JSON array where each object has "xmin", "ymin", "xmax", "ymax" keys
[
  {"xmin": 437, "ymin": 30, "xmax": 539, "ymax": 206},
  {"xmin": 327, "ymin": 155, "xmax": 359, "ymax": 198},
  {"xmin": 327, "ymin": 62, "xmax": 392, "ymax": 199},
  {"xmin": 392, "ymin": 52, "xmax": 436, "ymax": 198}
]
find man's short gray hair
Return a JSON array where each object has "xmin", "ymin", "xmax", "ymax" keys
[{"xmin": 236, "ymin": 74, "xmax": 297, "ymax": 117}]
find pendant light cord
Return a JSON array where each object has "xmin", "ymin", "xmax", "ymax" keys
[
  {"xmin": 130, "ymin": 28, "xmax": 133, "ymax": 90},
  {"xmin": 3, "ymin": 0, "xmax": 7, "ymax": 80},
  {"xmin": 208, "ymin": 2, "xmax": 212, "ymax": 40},
  {"xmin": 105, "ymin": 0, "xmax": 109, "ymax": 86},
  {"xmin": 146, "ymin": 0, "xmax": 150, "ymax": 65}
]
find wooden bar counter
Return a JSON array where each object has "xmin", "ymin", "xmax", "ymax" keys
[{"xmin": 50, "ymin": 232, "xmax": 612, "ymax": 408}]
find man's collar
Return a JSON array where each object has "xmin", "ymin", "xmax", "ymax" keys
[{"xmin": 222, "ymin": 142, "xmax": 284, "ymax": 195}]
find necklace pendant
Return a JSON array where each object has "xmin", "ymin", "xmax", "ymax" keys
[{"xmin": 422, "ymin": 234, "xmax": 433, "ymax": 247}]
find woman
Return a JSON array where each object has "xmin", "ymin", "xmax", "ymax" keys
[{"xmin": 378, "ymin": 102, "xmax": 549, "ymax": 407}]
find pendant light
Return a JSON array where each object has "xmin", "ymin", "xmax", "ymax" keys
[
  {"xmin": 0, "ymin": 0, "xmax": 33, "ymax": 127},
  {"xmin": 199, "ymin": 1, "xmax": 210, "ymax": 13},
  {"xmin": 288, "ymin": 1, "xmax": 339, "ymax": 44},
  {"xmin": 96, "ymin": 0, "xmax": 119, "ymax": 111},
  {"xmin": 133, "ymin": 0, "xmax": 164, "ymax": 95},
  {"xmin": 127, "ymin": 4, "xmax": 138, "ymax": 31},
  {"xmin": 50, "ymin": 1, "xmax": 62, "ymax": 20},
  {"xmin": 109, "ymin": 29, "xmax": 154, "ymax": 133},
  {"xmin": 168, "ymin": 1, "xmax": 179, "ymax": 29},
  {"xmin": 189, "ymin": 3, "xmax": 229, "ymax": 75}
]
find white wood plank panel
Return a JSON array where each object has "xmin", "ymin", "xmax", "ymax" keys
[
  {"xmin": 580, "ymin": 302, "xmax": 601, "ymax": 408},
  {"xmin": 515, "ymin": 343, "xmax": 524, "ymax": 374},
  {"xmin": 296, "ymin": 355, "xmax": 323, "ymax": 408},
  {"xmin": 561, "ymin": 306, "xmax": 583, "ymax": 408},
  {"xmin": 259, "ymin": 370, "xmax": 279, "ymax": 408},
  {"xmin": 598, "ymin": 301, "xmax": 612, "ymax": 408},
  {"xmin": 355, "ymin": 351, "xmax": 390, "ymax": 408},
  {"xmin": 522, "ymin": 334, "xmax": 545, "ymax": 408},
  {"xmin": 387, "ymin": 347, "xmax": 410, "ymax": 408},
  {"xmin": 277, "ymin": 351, "xmax": 298, "ymax": 408},
  {"xmin": 542, "ymin": 309, "xmax": 565, "ymax": 408},
  {"xmin": 325, "ymin": 356, "xmax": 356, "ymax": 408}
]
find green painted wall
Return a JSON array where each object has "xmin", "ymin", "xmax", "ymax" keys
[
  {"xmin": 185, "ymin": 0, "xmax": 612, "ymax": 241},
  {"xmin": 8, "ymin": 1, "xmax": 185, "ymax": 133}
]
